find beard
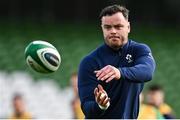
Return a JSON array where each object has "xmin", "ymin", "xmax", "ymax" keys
[{"xmin": 105, "ymin": 35, "xmax": 127, "ymax": 50}]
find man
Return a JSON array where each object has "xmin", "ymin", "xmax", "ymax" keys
[
  {"xmin": 146, "ymin": 85, "xmax": 175, "ymax": 119},
  {"xmin": 78, "ymin": 4, "xmax": 156, "ymax": 119},
  {"xmin": 70, "ymin": 72, "xmax": 84, "ymax": 119},
  {"xmin": 9, "ymin": 93, "xmax": 32, "ymax": 119},
  {"xmin": 138, "ymin": 93, "xmax": 164, "ymax": 119}
]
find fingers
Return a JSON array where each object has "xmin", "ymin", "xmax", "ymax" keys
[
  {"xmin": 95, "ymin": 66, "xmax": 111, "ymax": 80},
  {"xmin": 94, "ymin": 86, "xmax": 103, "ymax": 103},
  {"xmin": 97, "ymin": 92, "xmax": 106, "ymax": 105},
  {"xmin": 96, "ymin": 92, "xmax": 110, "ymax": 106},
  {"xmin": 96, "ymin": 85, "xmax": 104, "ymax": 102},
  {"xmin": 94, "ymin": 65, "xmax": 120, "ymax": 82},
  {"xmin": 95, "ymin": 66, "xmax": 110, "ymax": 80},
  {"xmin": 97, "ymin": 92, "xmax": 110, "ymax": 107},
  {"xmin": 94, "ymin": 70, "xmax": 100, "ymax": 77},
  {"xmin": 102, "ymin": 98, "xmax": 110, "ymax": 106},
  {"xmin": 102, "ymin": 71, "xmax": 114, "ymax": 81},
  {"xmin": 94, "ymin": 85, "xmax": 106, "ymax": 101},
  {"xmin": 96, "ymin": 92, "xmax": 101, "ymax": 103},
  {"xmin": 98, "ymin": 84, "xmax": 104, "ymax": 91},
  {"xmin": 94, "ymin": 87, "xmax": 100, "ymax": 102},
  {"xmin": 94, "ymin": 87, "xmax": 98, "ymax": 96},
  {"xmin": 105, "ymin": 74, "xmax": 116, "ymax": 83},
  {"xmin": 94, "ymin": 85, "xmax": 110, "ymax": 108}
]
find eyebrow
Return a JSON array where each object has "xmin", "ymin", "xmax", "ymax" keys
[
  {"xmin": 104, "ymin": 23, "xmax": 123, "ymax": 26},
  {"xmin": 103, "ymin": 24, "xmax": 124, "ymax": 27}
]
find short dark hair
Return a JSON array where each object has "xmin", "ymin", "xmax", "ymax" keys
[
  {"xmin": 99, "ymin": 4, "xmax": 129, "ymax": 20},
  {"xmin": 13, "ymin": 93, "xmax": 23, "ymax": 101},
  {"xmin": 148, "ymin": 84, "xmax": 163, "ymax": 92}
]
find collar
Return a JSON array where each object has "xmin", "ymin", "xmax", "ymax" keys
[{"xmin": 103, "ymin": 40, "xmax": 130, "ymax": 55}]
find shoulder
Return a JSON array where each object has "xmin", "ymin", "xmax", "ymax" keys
[
  {"xmin": 159, "ymin": 103, "xmax": 172, "ymax": 114},
  {"xmin": 129, "ymin": 40, "xmax": 152, "ymax": 57},
  {"xmin": 80, "ymin": 44, "xmax": 104, "ymax": 65},
  {"xmin": 9, "ymin": 112, "xmax": 32, "ymax": 119},
  {"xmin": 23, "ymin": 112, "xmax": 32, "ymax": 119},
  {"xmin": 80, "ymin": 55, "xmax": 95, "ymax": 68},
  {"xmin": 140, "ymin": 104, "xmax": 157, "ymax": 115},
  {"xmin": 131, "ymin": 40, "xmax": 151, "ymax": 52},
  {"xmin": 79, "ymin": 46, "xmax": 102, "ymax": 70}
]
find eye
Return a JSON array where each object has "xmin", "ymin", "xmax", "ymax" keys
[
  {"xmin": 103, "ymin": 25, "xmax": 112, "ymax": 30},
  {"xmin": 114, "ymin": 25, "xmax": 124, "ymax": 30}
]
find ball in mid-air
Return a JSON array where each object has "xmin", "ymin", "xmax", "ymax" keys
[{"xmin": 25, "ymin": 40, "xmax": 61, "ymax": 73}]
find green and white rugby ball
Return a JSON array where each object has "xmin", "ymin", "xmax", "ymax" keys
[{"xmin": 25, "ymin": 40, "xmax": 61, "ymax": 73}]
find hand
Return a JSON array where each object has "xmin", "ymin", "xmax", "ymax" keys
[
  {"xmin": 94, "ymin": 65, "xmax": 121, "ymax": 83},
  {"xmin": 94, "ymin": 84, "xmax": 110, "ymax": 109}
]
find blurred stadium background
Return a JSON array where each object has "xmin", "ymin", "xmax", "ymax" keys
[{"xmin": 0, "ymin": 0, "xmax": 180, "ymax": 118}]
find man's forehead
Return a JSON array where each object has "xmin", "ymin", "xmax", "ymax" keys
[
  {"xmin": 102, "ymin": 12, "xmax": 126, "ymax": 20},
  {"xmin": 101, "ymin": 12, "xmax": 128, "ymax": 24}
]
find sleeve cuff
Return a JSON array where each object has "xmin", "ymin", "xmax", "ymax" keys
[{"xmin": 119, "ymin": 68, "xmax": 125, "ymax": 80}]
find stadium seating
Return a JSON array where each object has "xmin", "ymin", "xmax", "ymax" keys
[
  {"xmin": 0, "ymin": 22, "xmax": 179, "ymax": 117},
  {"xmin": 0, "ymin": 72, "xmax": 74, "ymax": 118}
]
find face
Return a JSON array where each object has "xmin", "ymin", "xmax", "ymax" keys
[
  {"xmin": 140, "ymin": 93, "xmax": 144, "ymax": 104},
  {"xmin": 147, "ymin": 91, "xmax": 164, "ymax": 107},
  {"xmin": 71, "ymin": 75, "xmax": 78, "ymax": 96},
  {"xmin": 13, "ymin": 98, "xmax": 25, "ymax": 114},
  {"xmin": 101, "ymin": 12, "xmax": 130, "ymax": 50}
]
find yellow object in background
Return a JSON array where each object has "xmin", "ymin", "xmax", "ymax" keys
[
  {"xmin": 9, "ymin": 112, "xmax": 32, "ymax": 119},
  {"xmin": 138, "ymin": 104, "xmax": 164, "ymax": 119}
]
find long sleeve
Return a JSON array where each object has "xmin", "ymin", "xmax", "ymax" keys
[
  {"xmin": 120, "ymin": 44, "xmax": 156, "ymax": 83},
  {"xmin": 78, "ymin": 56, "xmax": 105, "ymax": 118},
  {"xmin": 78, "ymin": 41, "xmax": 156, "ymax": 118}
]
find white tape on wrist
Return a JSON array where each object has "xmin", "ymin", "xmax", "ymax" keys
[
  {"xmin": 98, "ymin": 93, "xmax": 110, "ymax": 110},
  {"xmin": 98, "ymin": 101, "xmax": 110, "ymax": 110}
]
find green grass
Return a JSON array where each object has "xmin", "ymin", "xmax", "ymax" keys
[{"xmin": 0, "ymin": 22, "xmax": 180, "ymax": 117}]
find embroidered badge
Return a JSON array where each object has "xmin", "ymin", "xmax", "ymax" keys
[{"xmin": 126, "ymin": 54, "xmax": 133, "ymax": 63}]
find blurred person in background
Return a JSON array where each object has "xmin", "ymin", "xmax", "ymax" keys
[
  {"xmin": 70, "ymin": 72, "xmax": 84, "ymax": 119},
  {"xmin": 138, "ymin": 92, "xmax": 164, "ymax": 119},
  {"xmin": 9, "ymin": 93, "xmax": 32, "ymax": 119},
  {"xmin": 146, "ymin": 84, "xmax": 176, "ymax": 119},
  {"xmin": 78, "ymin": 4, "xmax": 156, "ymax": 119}
]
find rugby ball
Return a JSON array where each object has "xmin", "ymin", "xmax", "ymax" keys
[{"xmin": 25, "ymin": 40, "xmax": 61, "ymax": 73}]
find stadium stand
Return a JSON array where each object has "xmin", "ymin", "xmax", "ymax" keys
[
  {"xmin": 0, "ymin": 23, "xmax": 179, "ymax": 117},
  {"xmin": 0, "ymin": 72, "xmax": 73, "ymax": 118}
]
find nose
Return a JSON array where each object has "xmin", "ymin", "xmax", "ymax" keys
[{"xmin": 110, "ymin": 27, "xmax": 117, "ymax": 34}]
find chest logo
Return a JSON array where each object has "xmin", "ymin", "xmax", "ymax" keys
[{"xmin": 126, "ymin": 54, "xmax": 133, "ymax": 63}]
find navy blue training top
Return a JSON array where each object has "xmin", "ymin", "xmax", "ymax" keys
[{"xmin": 78, "ymin": 40, "xmax": 156, "ymax": 119}]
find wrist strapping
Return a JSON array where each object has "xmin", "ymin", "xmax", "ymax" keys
[{"xmin": 98, "ymin": 101, "xmax": 110, "ymax": 110}]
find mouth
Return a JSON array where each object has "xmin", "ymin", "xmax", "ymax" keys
[
  {"xmin": 109, "ymin": 36, "xmax": 120, "ymax": 42},
  {"xmin": 109, "ymin": 36, "xmax": 120, "ymax": 39}
]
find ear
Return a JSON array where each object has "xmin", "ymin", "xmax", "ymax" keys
[
  {"xmin": 128, "ymin": 22, "xmax": 131, "ymax": 33},
  {"xmin": 101, "ymin": 24, "xmax": 103, "ymax": 29}
]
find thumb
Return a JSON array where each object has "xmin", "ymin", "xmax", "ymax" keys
[{"xmin": 98, "ymin": 84, "xmax": 104, "ymax": 92}]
